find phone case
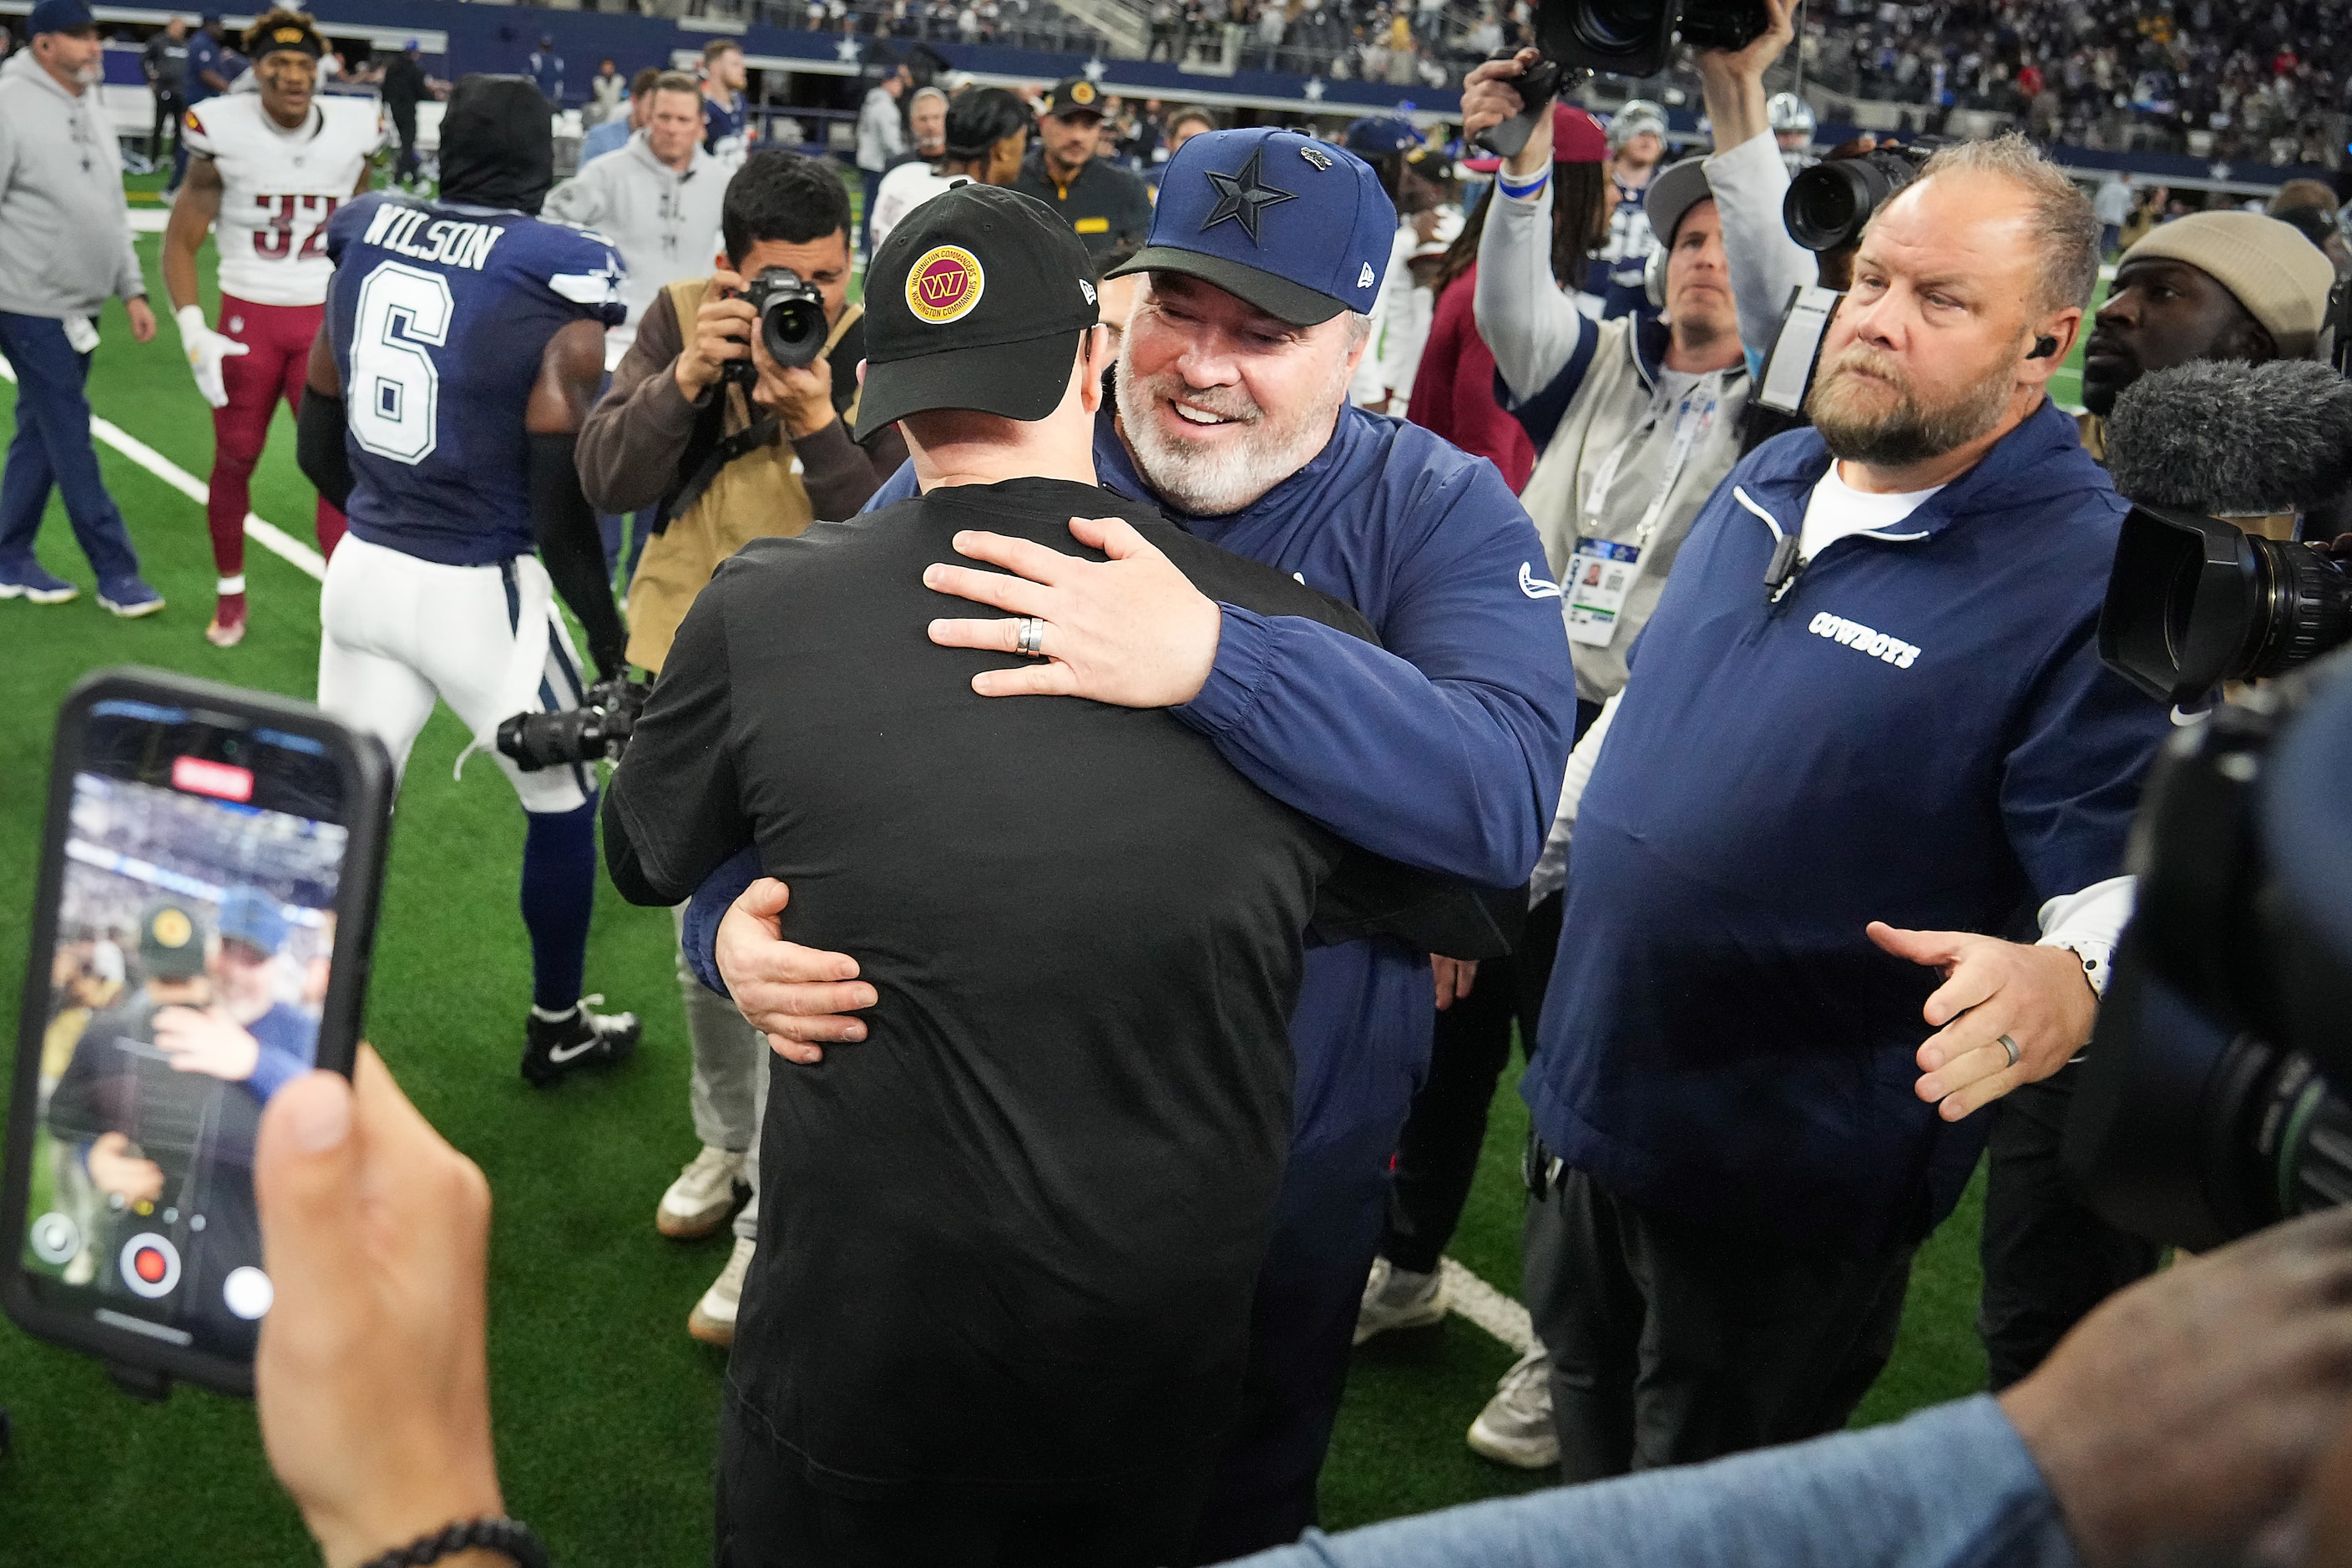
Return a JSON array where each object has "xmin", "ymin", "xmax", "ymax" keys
[{"xmin": 0, "ymin": 668, "xmax": 394, "ymax": 1399}]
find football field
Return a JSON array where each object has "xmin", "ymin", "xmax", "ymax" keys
[{"xmin": 0, "ymin": 201, "xmax": 1993, "ymax": 1564}]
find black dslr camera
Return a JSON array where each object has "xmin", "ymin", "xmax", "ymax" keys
[
  {"xmin": 495, "ymin": 675, "xmax": 650, "ymax": 773},
  {"xmin": 2063, "ymin": 655, "xmax": 2352, "ymax": 1251},
  {"xmin": 1783, "ymin": 143, "xmax": 1931, "ymax": 253},
  {"xmin": 1532, "ymin": 0, "xmax": 1768, "ymax": 80},
  {"xmin": 721, "ymin": 266, "xmax": 829, "ymax": 391}
]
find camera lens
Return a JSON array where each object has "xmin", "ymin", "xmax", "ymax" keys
[
  {"xmin": 1783, "ymin": 161, "xmax": 1869, "ymax": 251},
  {"xmin": 761, "ymin": 297, "xmax": 828, "ymax": 370},
  {"xmin": 2245, "ymin": 539, "xmax": 2352, "ymax": 680},
  {"xmin": 1576, "ymin": 0, "xmax": 1661, "ymax": 50}
]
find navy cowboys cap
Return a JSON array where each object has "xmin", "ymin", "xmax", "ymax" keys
[
  {"xmin": 1105, "ymin": 128, "xmax": 1398, "ymax": 326},
  {"xmin": 856, "ymin": 182, "xmax": 1101, "ymax": 438}
]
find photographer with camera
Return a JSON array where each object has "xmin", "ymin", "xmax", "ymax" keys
[{"xmin": 573, "ymin": 149, "xmax": 903, "ymax": 1346}]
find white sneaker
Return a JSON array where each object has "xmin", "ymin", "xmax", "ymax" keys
[
  {"xmin": 688, "ymin": 1235, "xmax": 756, "ymax": 1348},
  {"xmin": 1467, "ymin": 1347, "xmax": 1560, "ymax": 1470},
  {"xmin": 1353, "ymin": 1254, "xmax": 1447, "ymax": 1345},
  {"xmin": 657, "ymin": 1146, "xmax": 746, "ymax": 1239}
]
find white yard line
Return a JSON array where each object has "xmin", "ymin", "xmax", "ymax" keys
[
  {"xmin": 1440, "ymin": 1257, "xmax": 1540, "ymax": 1356},
  {"xmin": 0, "ymin": 351, "xmax": 324, "ymax": 583}
]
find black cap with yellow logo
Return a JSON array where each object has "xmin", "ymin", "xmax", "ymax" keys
[
  {"xmin": 1042, "ymin": 76, "xmax": 1105, "ymax": 119},
  {"xmin": 854, "ymin": 183, "xmax": 1101, "ymax": 439},
  {"xmin": 138, "ymin": 897, "xmax": 212, "ymax": 982}
]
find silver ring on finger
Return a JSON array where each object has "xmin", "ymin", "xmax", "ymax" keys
[
  {"xmin": 1015, "ymin": 615, "xmax": 1046, "ymax": 658},
  {"xmin": 1997, "ymin": 1034, "xmax": 2021, "ymax": 1070}
]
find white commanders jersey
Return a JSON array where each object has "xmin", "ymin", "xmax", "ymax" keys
[{"xmin": 184, "ymin": 94, "xmax": 387, "ymax": 308}]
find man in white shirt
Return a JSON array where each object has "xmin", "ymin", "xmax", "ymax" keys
[{"xmin": 2094, "ymin": 169, "xmax": 2135, "ymax": 256}]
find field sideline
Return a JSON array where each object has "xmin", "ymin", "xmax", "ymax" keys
[{"xmin": 0, "ymin": 204, "xmax": 1994, "ymax": 1563}]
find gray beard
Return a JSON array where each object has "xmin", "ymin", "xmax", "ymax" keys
[
  {"xmin": 1112, "ymin": 351, "xmax": 1349, "ymax": 517},
  {"xmin": 1806, "ymin": 356, "xmax": 2013, "ymax": 470}
]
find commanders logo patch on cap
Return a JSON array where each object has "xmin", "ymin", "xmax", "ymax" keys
[
  {"xmin": 1071, "ymin": 81, "xmax": 1097, "ymax": 105},
  {"xmin": 908, "ymin": 245, "xmax": 986, "ymax": 323},
  {"xmin": 151, "ymin": 908, "xmax": 193, "ymax": 948}
]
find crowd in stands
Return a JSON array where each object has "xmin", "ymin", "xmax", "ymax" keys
[{"xmin": 1803, "ymin": 0, "xmax": 2351, "ymax": 165}]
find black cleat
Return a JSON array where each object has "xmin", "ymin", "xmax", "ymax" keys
[{"xmin": 521, "ymin": 995, "xmax": 642, "ymax": 1087}]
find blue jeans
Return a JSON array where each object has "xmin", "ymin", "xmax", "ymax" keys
[{"xmin": 0, "ymin": 311, "xmax": 144, "ymax": 588}]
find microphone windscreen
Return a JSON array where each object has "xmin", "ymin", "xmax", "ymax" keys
[{"xmin": 2104, "ymin": 359, "xmax": 2352, "ymax": 518}]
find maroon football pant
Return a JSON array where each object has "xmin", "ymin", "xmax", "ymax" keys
[{"xmin": 206, "ymin": 295, "xmax": 346, "ymax": 578}]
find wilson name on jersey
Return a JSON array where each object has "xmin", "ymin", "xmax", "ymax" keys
[
  {"xmin": 325, "ymin": 192, "xmax": 625, "ymax": 568},
  {"xmin": 184, "ymin": 94, "xmax": 388, "ymax": 308}
]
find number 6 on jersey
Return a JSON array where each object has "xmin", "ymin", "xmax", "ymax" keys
[{"xmin": 349, "ymin": 261, "xmax": 453, "ymax": 465}]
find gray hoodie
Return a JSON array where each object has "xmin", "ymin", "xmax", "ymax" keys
[
  {"xmin": 542, "ymin": 129, "xmax": 727, "ymax": 348},
  {"xmin": 0, "ymin": 50, "xmax": 145, "ymax": 321}
]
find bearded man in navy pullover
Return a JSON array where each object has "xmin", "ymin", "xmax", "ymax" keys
[
  {"xmin": 678, "ymin": 128, "xmax": 1579, "ymax": 1558},
  {"xmin": 1519, "ymin": 134, "xmax": 2175, "ymax": 1481}
]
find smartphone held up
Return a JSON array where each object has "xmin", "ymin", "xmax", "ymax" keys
[{"xmin": 2, "ymin": 670, "xmax": 392, "ymax": 1399}]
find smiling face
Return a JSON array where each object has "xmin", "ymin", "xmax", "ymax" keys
[
  {"xmin": 1805, "ymin": 168, "xmax": 2076, "ymax": 471},
  {"xmin": 2080, "ymin": 255, "xmax": 2273, "ymax": 417},
  {"xmin": 1111, "ymin": 272, "xmax": 1365, "ymax": 516},
  {"xmin": 255, "ymin": 48, "xmax": 317, "ymax": 127}
]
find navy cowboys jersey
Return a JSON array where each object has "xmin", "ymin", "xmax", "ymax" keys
[{"xmin": 324, "ymin": 193, "xmax": 625, "ymax": 566}]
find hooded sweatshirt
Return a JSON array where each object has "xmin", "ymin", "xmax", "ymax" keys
[
  {"xmin": 1525, "ymin": 399, "xmax": 2174, "ymax": 1257},
  {"xmin": 542, "ymin": 129, "xmax": 729, "ymax": 348},
  {"xmin": 0, "ymin": 49, "xmax": 145, "ymax": 321}
]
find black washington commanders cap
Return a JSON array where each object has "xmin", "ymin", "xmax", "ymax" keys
[
  {"xmin": 855, "ymin": 183, "xmax": 1102, "ymax": 439},
  {"xmin": 1041, "ymin": 76, "xmax": 1106, "ymax": 118}
]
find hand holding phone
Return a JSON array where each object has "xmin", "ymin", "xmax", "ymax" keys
[{"xmin": 3, "ymin": 670, "xmax": 392, "ymax": 1398}]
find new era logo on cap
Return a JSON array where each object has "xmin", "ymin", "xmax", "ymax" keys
[{"xmin": 1106, "ymin": 128, "xmax": 1399, "ymax": 326}]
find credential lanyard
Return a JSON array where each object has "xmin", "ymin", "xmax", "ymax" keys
[{"xmin": 1581, "ymin": 372, "xmax": 1722, "ymax": 553}]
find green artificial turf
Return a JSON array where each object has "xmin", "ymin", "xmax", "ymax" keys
[{"xmin": 0, "ymin": 220, "xmax": 1989, "ymax": 1564}]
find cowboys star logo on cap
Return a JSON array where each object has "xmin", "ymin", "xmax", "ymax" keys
[
  {"xmin": 1200, "ymin": 148, "xmax": 1298, "ymax": 246},
  {"xmin": 907, "ymin": 244, "xmax": 986, "ymax": 323}
]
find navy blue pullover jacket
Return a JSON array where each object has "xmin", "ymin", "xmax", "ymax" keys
[
  {"xmin": 1525, "ymin": 397, "xmax": 2172, "ymax": 1255},
  {"xmin": 685, "ymin": 402, "xmax": 1581, "ymax": 1148}
]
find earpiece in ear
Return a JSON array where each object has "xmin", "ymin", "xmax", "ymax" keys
[{"xmin": 2027, "ymin": 335, "xmax": 2060, "ymax": 360}]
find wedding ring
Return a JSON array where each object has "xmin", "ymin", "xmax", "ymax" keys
[
  {"xmin": 1015, "ymin": 616, "xmax": 1045, "ymax": 658},
  {"xmin": 1997, "ymin": 1034, "xmax": 2021, "ymax": 1070}
]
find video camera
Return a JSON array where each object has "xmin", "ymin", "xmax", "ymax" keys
[
  {"xmin": 721, "ymin": 265, "xmax": 829, "ymax": 392},
  {"xmin": 1531, "ymin": 0, "xmax": 1770, "ymax": 80},
  {"xmin": 2062, "ymin": 658, "xmax": 2352, "ymax": 1251},
  {"xmin": 495, "ymin": 675, "xmax": 650, "ymax": 773},
  {"xmin": 2061, "ymin": 331, "xmax": 2352, "ymax": 1252}
]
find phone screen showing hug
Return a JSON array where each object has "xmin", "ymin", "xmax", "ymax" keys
[{"xmin": 3, "ymin": 670, "xmax": 391, "ymax": 1396}]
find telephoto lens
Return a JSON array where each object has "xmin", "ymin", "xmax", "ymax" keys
[{"xmin": 1782, "ymin": 144, "xmax": 1930, "ymax": 252}]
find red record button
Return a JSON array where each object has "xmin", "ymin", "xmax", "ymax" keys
[{"xmin": 119, "ymin": 1232, "xmax": 180, "ymax": 1299}]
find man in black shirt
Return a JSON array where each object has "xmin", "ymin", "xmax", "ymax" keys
[
  {"xmin": 604, "ymin": 185, "xmax": 1376, "ymax": 1565},
  {"xmin": 141, "ymin": 17, "xmax": 188, "ymax": 164},
  {"xmin": 1014, "ymin": 76, "xmax": 1154, "ymax": 260},
  {"xmin": 380, "ymin": 41, "xmax": 431, "ymax": 185}
]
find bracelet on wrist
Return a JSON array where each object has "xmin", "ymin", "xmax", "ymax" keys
[
  {"xmin": 1495, "ymin": 167, "xmax": 1550, "ymax": 200},
  {"xmin": 357, "ymin": 1517, "xmax": 549, "ymax": 1568}
]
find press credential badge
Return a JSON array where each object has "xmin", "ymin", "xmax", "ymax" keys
[{"xmin": 1565, "ymin": 538, "xmax": 1643, "ymax": 646}]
